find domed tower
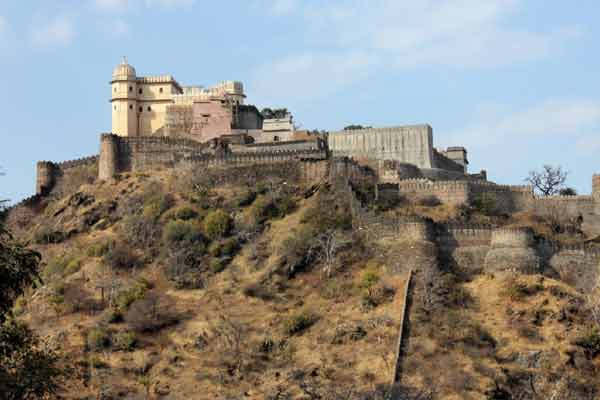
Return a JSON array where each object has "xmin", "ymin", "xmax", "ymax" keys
[{"xmin": 111, "ymin": 57, "xmax": 137, "ymax": 136}]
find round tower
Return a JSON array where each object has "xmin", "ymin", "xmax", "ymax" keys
[
  {"xmin": 111, "ymin": 57, "xmax": 137, "ymax": 136},
  {"xmin": 99, "ymin": 134, "xmax": 119, "ymax": 180},
  {"xmin": 36, "ymin": 161, "xmax": 56, "ymax": 195}
]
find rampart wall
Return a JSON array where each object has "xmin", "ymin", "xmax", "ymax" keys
[
  {"xmin": 36, "ymin": 156, "xmax": 98, "ymax": 196},
  {"xmin": 98, "ymin": 133, "xmax": 328, "ymax": 180}
]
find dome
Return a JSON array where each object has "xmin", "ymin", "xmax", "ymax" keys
[{"xmin": 112, "ymin": 57, "xmax": 136, "ymax": 81}]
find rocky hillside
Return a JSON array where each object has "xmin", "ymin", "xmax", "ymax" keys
[{"xmin": 5, "ymin": 164, "xmax": 600, "ymax": 399}]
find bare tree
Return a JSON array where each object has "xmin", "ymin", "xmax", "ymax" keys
[
  {"xmin": 317, "ymin": 229, "xmax": 349, "ymax": 278},
  {"xmin": 525, "ymin": 165, "xmax": 568, "ymax": 196}
]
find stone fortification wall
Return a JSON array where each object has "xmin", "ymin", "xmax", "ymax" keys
[
  {"xmin": 99, "ymin": 133, "xmax": 327, "ymax": 180},
  {"xmin": 36, "ymin": 156, "xmax": 98, "ymax": 196},
  {"xmin": 328, "ymin": 125, "xmax": 435, "ymax": 169}
]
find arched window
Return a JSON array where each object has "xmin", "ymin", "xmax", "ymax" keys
[
  {"xmin": 139, "ymin": 88, "xmax": 143, "ymax": 94},
  {"xmin": 139, "ymin": 107, "xmax": 143, "ymax": 112},
  {"xmin": 129, "ymin": 86, "xmax": 133, "ymax": 92},
  {"xmin": 159, "ymin": 87, "xmax": 163, "ymax": 94},
  {"xmin": 129, "ymin": 105, "xmax": 133, "ymax": 110},
  {"xmin": 147, "ymin": 106, "xmax": 151, "ymax": 111}
]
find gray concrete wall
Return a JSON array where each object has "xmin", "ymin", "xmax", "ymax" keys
[{"xmin": 328, "ymin": 125, "xmax": 435, "ymax": 169}]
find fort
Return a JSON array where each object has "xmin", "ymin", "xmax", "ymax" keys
[{"xmin": 18, "ymin": 58, "xmax": 600, "ymax": 244}]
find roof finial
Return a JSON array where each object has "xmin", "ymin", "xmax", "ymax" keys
[{"xmin": 122, "ymin": 56, "xmax": 128, "ymax": 65}]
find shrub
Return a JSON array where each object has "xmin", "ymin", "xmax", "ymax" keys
[
  {"xmin": 103, "ymin": 242, "xmax": 139, "ymax": 270},
  {"xmin": 284, "ymin": 310, "xmax": 317, "ymax": 335},
  {"xmin": 100, "ymin": 308, "xmax": 123, "ymax": 324},
  {"xmin": 125, "ymin": 293, "xmax": 177, "ymax": 333},
  {"xmin": 113, "ymin": 331, "xmax": 136, "ymax": 351},
  {"xmin": 121, "ymin": 215, "xmax": 161, "ymax": 251},
  {"xmin": 33, "ymin": 227, "xmax": 66, "ymax": 244},
  {"xmin": 115, "ymin": 279, "xmax": 151, "ymax": 311},
  {"xmin": 163, "ymin": 220, "xmax": 203, "ymax": 246},
  {"xmin": 141, "ymin": 186, "xmax": 175, "ymax": 220},
  {"xmin": 249, "ymin": 196, "xmax": 279, "ymax": 224},
  {"xmin": 209, "ymin": 258, "xmax": 225, "ymax": 273},
  {"xmin": 86, "ymin": 240, "xmax": 112, "ymax": 257},
  {"xmin": 87, "ymin": 327, "xmax": 110, "ymax": 351},
  {"xmin": 574, "ymin": 328, "xmax": 600, "ymax": 359},
  {"xmin": 361, "ymin": 284, "xmax": 395, "ymax": 310},
  {"xmin": 203, "ymin": 210, "xmax": 232, "ymax": 239},
  {"xmin": 279, "ymin": 226, "xmax": 318, "ymax": 276},
  {"xmin": 472, "ymin": 193, "xmax": 497, "ymax": 215},
  {"xmin": 220, "ymin": 238, "xmax": 239, "ymax": 257},
  {"xmin": 165, "ymin": 250, "xmax": 205, "ymax": 290},
  {"xmin": 501, "ymin": 276, "xmax": 543, "ymax": 301},
  {"xmin": 417, "ymin": 195, "xmax": 441, "ymax": 207},
  {"xmin": 64, "ymin": 258, "xmax": 82, "ymax": 275},
  {"xmin": 42, "ymin": 256, "xmax": 69, "ymax": 280},
  {"xmin": 162, "ymin": 206, "xmax": 198, "ymax": 222},
  {"xmin": 13, "ymin": 297, "xmax": 27, "ymax": 316},
  {"xmin": 237, "ymin": 190, "xmax": 257, "ymax": 207},
  {"xmin": 360, "ymin": 270, "xmax": 380, "ymax": 290},
  {"xmin": 275, "ymin": 195, "xmax": 297, "ymax": 216}
]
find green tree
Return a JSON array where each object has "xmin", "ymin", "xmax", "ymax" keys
[{"xmin": 0, "ymin": 225, "xmax": 63, "ymax": 398}]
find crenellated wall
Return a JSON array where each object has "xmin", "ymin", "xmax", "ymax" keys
[
  {"xmin": 35, "ymin": 156, "xmax": 98, "ymax": 196},
  {"xmin": 97, "ymin": 133, "xmax": 328, "ymax": 180}
]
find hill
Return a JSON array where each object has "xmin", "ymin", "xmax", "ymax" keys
[{"xmin": 4, "ymin": 163, "xmax": 600, "ymax": 399}]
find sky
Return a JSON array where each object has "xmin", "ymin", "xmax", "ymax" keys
[{"xmin": 1, "ymin": 0, "xmax": 600, "ymax": 203}]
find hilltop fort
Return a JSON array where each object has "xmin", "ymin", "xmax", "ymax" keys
[{"xmin": 24, "ymin": 59, "xmax": 600, "ymax": 238}]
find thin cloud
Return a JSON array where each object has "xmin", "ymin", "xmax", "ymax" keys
[
  {"xmin": 95, "ymin": 0, "xmax": 129, "ymax": 11},
  {"xmin": 30, "ymin": 15, "xmax": 75, "ymax": 48},
  {"xmin": 144, "ymin": 0, "xmax": 195, "ymax": 7},
  {"xmin": 442, "ymin": 98, "xmax": 600, "ymax": 149},
  {"xmin": 0, "ymin": 16, "xmax": 7, "ymax": 35},
  {"xmin": 253, "ymin": 0, "xmax": 580, "ymax": 100}
]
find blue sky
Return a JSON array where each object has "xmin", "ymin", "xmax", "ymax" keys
[{"xmin": 1, "ymin": 0, "xmax": 600, "ymax": 202}]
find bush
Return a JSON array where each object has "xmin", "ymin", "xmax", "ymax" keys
[
  {"xmin": 115, "ymin": 279, "xmax": 151, "ymax": 311},
  {"xmin": 86, "ymin": 240, "xmax": 113, "ymax": 257},
  {"xmin": 165, "ymin": 249, "xmax": 205, "ymax": 289},
  {"xmin": 284, "ymin": 310, "xmax": 317, "ymax": 335},
  {"xmin": 162, "ymin": 206, "xmax": 198, "ymax": 222},
  {"xmin": 574, "ymin": 328, "xmax": 600, "ymax": 359},
  {"xmin": 237, "ymin": 190, "xmax": 257, "ymax": 207},
  {"xmin": 33, "ymin": 227, "xmax": 66, "ymax": 244},
  {"xmin": 360, "ymin": 270, "xmax": 380, "ymax": 290},
  {"xmin": 203, "ymin": 210, "xmax": 232, "ymax": 239},
  {"xmin": 249, "ymin": 196, "xmax": 279, "ymax": 224},
  {"xmin": 125, "ymin": 293, "xmax": 177, "ymax": 333},
  {"xmin": 209, "ymin": 238, "xmax": 239, "ymax": 258},
  {"xmin": 279, "ymin": 226, "xmax": 318, "ymax": 276},
  {"xmin": 87, "ymin": 327, "xmax": 110, "ymax": 351},
  {"xmin": 42, "ymin": 256, "xmax": 69, "ymax": 280},
  {"xmin": 141, "ymin": 185, "xmax": 175, "ymax": 220},
  {"xmin": 100, "ymin": 308, "xmax": 123, "ymax": 324},
  {"xmin": 209, "ymin": 258, "xmax": 226, "ymax": 273},
  {"xmin": 163, "ymin": 220, "xmax": 203, "ymax": 246},
  {"xmin": 501, "ymin": 276, "xmax": 543, "ymax": 301},
  {"xmin": 417, "ymin": 195, "xmax": 441, "ymax": 207},
  {"xmin": 64, "ymin": 258, "xmax": 81, "ymax": 275},
  {"xmin": 120, "ymin": 215, "xmax": 161, "ymax": 251},
  {"xmin": 472, "ymin": 193, "xmax": 497, "ymax": 215},
  {"xmin": 113, "ymin": 331, "xmax": 136, "ymax": 351},
  {"xmin": 361, "ymin": 284, "xmax": 395, "ymax": 310},
  {"xmin": 103, "ymin": 242, "xmax": 139, "ymax": 270}
]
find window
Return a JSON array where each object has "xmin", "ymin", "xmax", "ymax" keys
[
  {"xmin": 139, "ymin": 88, "xmax": 143, "ymax": 94},
  {"xmin": 159, "ymin": 88, "xmax": 163, "ymax": 94},
  {"xmin": 129, "ymin": 86, "xmax": 133, "ymax": 92},
  {"xmin": 114, "ymin": 87, "xmax": 117, "ymax": 93},
  {"xmin": 147, "ymin": 106, "xmax": 151, "ymax": 112},
  {"xmin": 114, "ymin": 106, "xmax": 117, "ymax": 110},
  {"xmin": 139, "ymin": 107, "xmax": 143, "ymax": 112},
  {"xmin": 274, "ymin": 136, "xmax": 280, "ymax": 142},
  {"xmin": 129, "ymin": 105, "xmax": 133, "ymax": 110}
]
